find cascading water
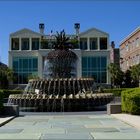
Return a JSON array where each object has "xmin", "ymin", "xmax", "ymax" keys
[{"xmin": 8, "ymin": 78, "xmax": 114, "ymax": 112}]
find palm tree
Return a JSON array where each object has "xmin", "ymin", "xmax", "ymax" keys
[{"xmin": 46, "ymin": 30, "xmax": 78, "ymax": 78}]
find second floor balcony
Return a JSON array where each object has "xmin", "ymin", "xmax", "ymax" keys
[{"xmin": 10, "ymin": 37, "xmax": 108, "ymax": 51}]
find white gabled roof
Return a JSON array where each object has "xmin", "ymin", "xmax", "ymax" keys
[
  {"xmin": 120, "ymin": 26, "xmax": 140, "ymax": 45},
  {"xmin": 10, "ymin": 28, "xmax": 42, "ymax": 36},
  {"xmin": 79, "ymin": 27, "xmax": 109, "ymax": 36},
  {"xmin": 10, "ymin": 27, "xmax": 109, "ymax": 38}
]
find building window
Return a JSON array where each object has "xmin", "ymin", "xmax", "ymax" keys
[
  {"xmin": 32, "ymin": 38, "xmax": 39, "ymax": 50},
  {"xmin": 100, "ymin": 38, "xmax": 107, "ymax": 50},
  {"xmin": 11, "ymin": 38, "xmax": 19, "ymax": 50},
  {"xmin": 80, "ymin": 38, "xmax": 87, "ymax": 50},
  {"xmin": 82, "ymin": 57, "xmax": 88, "ymax": 71},
  {"xmin": 138, "ymin": 39, "xmax": 140, "ymax": 47},
  {"xmin": 90, "ymin": 38, "xmax": 98, "ymax": 50},
  {"xmin": 132, "ymin": 41, "xmax": 135, "ymax": 50},
  {"xmin": 21, "ymin": 38, "xmax": 29, "ymax": 50},
  {"xmin": 126, "ymin": 60, "xmax": 129, "ymax": 67},
  {"xmin": 136, "ymin": 55, "xmax": 139, "ymax": 64},
  {"xmin": 40, "ymin": 39, "xmax": 49, "ymax": 49},
  {"xmin": 82, "ymin": 56, "xmax": 107, "ymax": 83},
  {"xmin": 13, "ymin": 57, "xmax": 38, "ymax": 84},
  {"xmin": 126, "ymin": 45, "xmax": 128, "ymax": 51},
  {"xmin": 136, "ymin": 38, "xmax": 139, "ymax": 47}
]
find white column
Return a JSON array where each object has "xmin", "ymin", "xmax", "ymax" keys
[
  {"xmin": 8, "ymin": 53, "xmax": 13, "ymax": 68},
  {"xmin": 29, "ymin": 38, "xmax": 32, "ymax": 50},
  {"xmin": 107, "ymin": 38, "xmax": 110, "ymax": 50},
  {"xmin": 38, "ymin": 53, "xmax": 43, "ymax": 78},
  {"xmin": 107, "ymin": 54, "xmax": 111, "ymax": 84},
  {"xmin": 19, "ymin": 38, "xmax": 21, "ymax": 50},
  {"xmin": 39, "ymin": 38, "xmax": 41, "ymax": 50},
  {"xmin": 9, "ymin": 37, "xmax": 12, "ymax": 51},
  {"xmin": 87, "ymin": 38, "xmax": 90, "ymax": 50},
  {"xmin": 97, "ymin": 37, "xmax": 100, "ymax": 50},
  {"xmin": 76, "ymin": 52, "xmax": 82, "ymax": 78},
  {"xmin": 8, "ymin": 53, "xmax": 13, "ymax": 84}
]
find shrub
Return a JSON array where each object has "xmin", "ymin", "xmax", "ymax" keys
[
  {"xmin": 122, "ymin": 88, "xmax": 140, "ymax": 115},
  {"xmin": 0, "ymin": 90, "xmax": 22, "ymax": 113},
  {"xmin": 103, "ymin": 88, "xmax": 129, "ymax": 96},
  {"xmin": 0, "ymin": 90, "xmax": 4, "ymax": 112},
  {"xmin": 0, "ymin": 90, "xmax": 23, "ymax": 98},
  {"xmin": 3, "ymin": 90, "xmax": 23, "ymax": 98}
]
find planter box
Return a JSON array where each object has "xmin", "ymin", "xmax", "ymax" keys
[
  {"xmin": 107, "ymin": 103, "xmax": 121, "ymax": 114},
  {"xmin": 3, "ymin": 104, "xmax": 19, "ymax": 116}
]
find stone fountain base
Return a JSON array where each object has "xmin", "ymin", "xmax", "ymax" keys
[
  {"xmin": 3, "ymin": 104, "xmax": 19, "ymax": 116},
  {"xmin": 8, "ymin": 93, "xmax": 113, "ymax": 112}
]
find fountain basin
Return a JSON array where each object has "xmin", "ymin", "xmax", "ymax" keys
[
  {"xmin": 8, "ymin": 78, "xmax": 113, "ymax": 112},
  {"xmin": 8, "ymin": 93, "xmax": 113, "ymax": 112}
]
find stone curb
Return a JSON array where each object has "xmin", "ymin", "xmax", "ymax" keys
[{"xmin": 0, "ymin": 116, "xmax": 15, "ymax": 127}]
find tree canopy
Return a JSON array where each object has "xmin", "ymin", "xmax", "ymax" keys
[
  {"xmin": 130, "ymin": 64, "xmax": 140, "ymax": 87},
  {"xmin": 108, "ymin": 63, "xmax": 123, "ymax": 87},
  {"xmin": 0, "ymin": 64, "xmax": 13, "ymax": 89}
]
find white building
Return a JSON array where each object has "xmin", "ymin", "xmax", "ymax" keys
[{"xmin": 9, "ymin": 23, "xmax": 111, "ymax": 86}]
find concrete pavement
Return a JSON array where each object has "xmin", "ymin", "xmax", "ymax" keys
[
  {"xmin": 112, "ymin": 113, "xmax": 140, "ymax": 130},
  {"xmin": 0, "ymin": 113, "xmax": 140, "ymax": 139}
]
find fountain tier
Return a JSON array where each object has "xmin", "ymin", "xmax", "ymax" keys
[
  {"xmin": 25, "ymin": 78, "xmax": 94, "ymax": 95},
  {"xmin": 8, "ymin": 78, "xmax": 113, "ymax": 112}
]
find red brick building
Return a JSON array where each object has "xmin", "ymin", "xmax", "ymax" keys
[{"xmin": 120, "ymin": 27, "xmax": 140, "ymax": 71}]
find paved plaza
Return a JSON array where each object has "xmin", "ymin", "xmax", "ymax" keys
[{"xmin": 0, "ymin": 112, "xmax": 140, "ymax": 139}]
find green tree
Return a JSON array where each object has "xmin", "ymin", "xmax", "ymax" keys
[
  {"xmin": 6, "ymin": 68, "xmax": 14, "ymax": 82},
  {"xmin": 0, "ymin": 66, "xmax": 13, "ymax": 89},
  {"xmin": 108, "ymin": 63, "xmax": 123, "ymax": 87},
  {"xmin": 123, "ymin": 70, "xmax": 133, "ymax": 88},
  {"xmin": 28, "ymin": 73, "xmax": 40, "ymax": 80},
  {"xmin": 130, "ymin": 64, "xmax": 140, "ymax": 87}
]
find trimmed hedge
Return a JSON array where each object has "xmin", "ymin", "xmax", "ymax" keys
[
  {"xmin": 0, "ymin": 90, "xmax": 4, "ymax": 111},
  {"xmin": 103, "ymin": 88, "xmax": 129, "ymax": 96},
  {"xmin": 122, "ymin": 88, "xmax": 140, "ymax": 115},
  {"xmin": 0, "ymin": 90, "xmax": 23, "ymax": 98},
  {"xmin": 0, "ymin": 90, "xmax": 22, "ymax": 113}
]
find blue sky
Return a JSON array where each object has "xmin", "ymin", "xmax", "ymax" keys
[{"xmin": 0, "ymin": 0, "xmax": 140, "ymax": 65}]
